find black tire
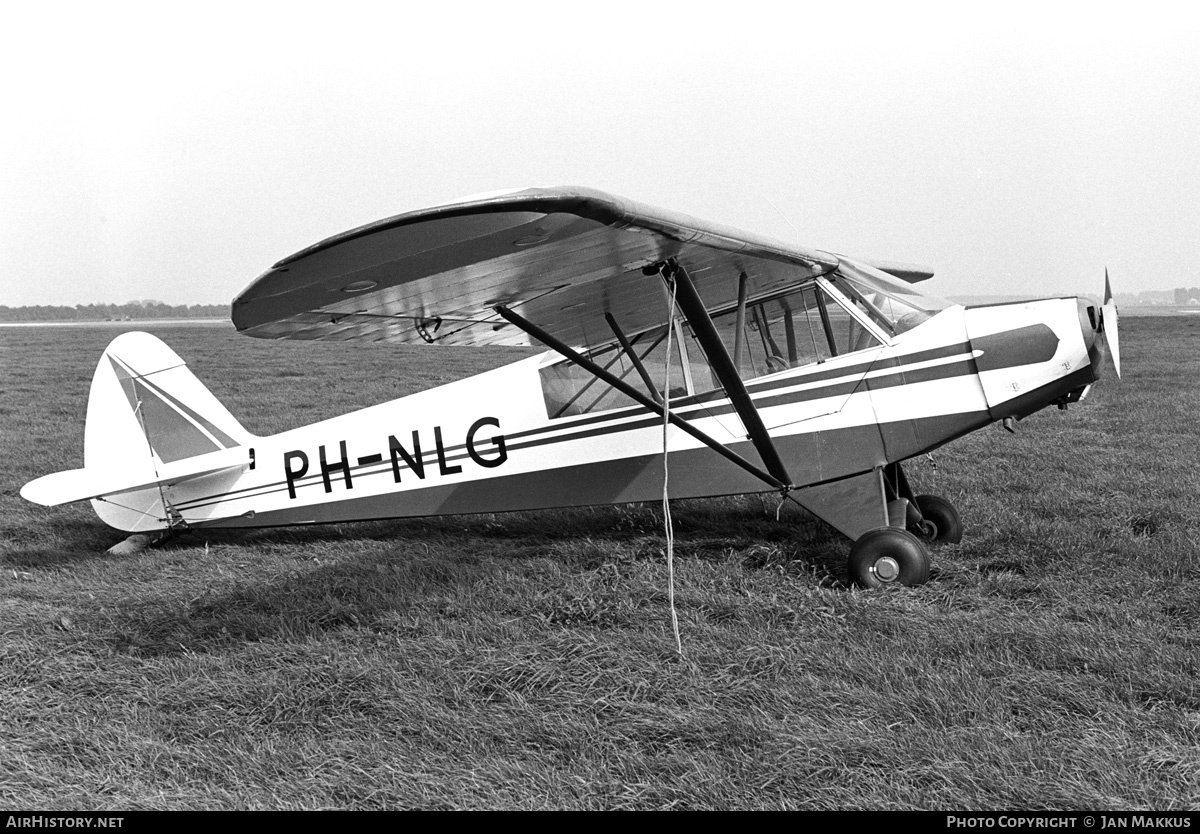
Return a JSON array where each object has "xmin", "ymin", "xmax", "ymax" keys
[
  {"xmin": 847, "ymin": 528, "xmax": 931, "ymax": 589},
  {"xmin": 914, "ymin": 494, "xmax": 963, "ymax": 544}
]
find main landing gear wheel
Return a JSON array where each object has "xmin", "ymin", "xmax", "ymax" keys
[
  {"xmin": 912, "ymin": 495, "xmax": 963, "ymax": 544},
  {"xmin": 848, "ymin": 528, "xmax": 931, "ymax": 589}
]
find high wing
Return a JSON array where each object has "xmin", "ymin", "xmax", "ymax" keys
[{"xmin": 232, "ymin": 186, "xmax": 931, "ymax": 350}]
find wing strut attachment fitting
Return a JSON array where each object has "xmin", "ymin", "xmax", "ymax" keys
[
  {"xmin": 493, "ymin": 305, "xmax": 789, "ymax": 492},
  {"xmin": 657, "ymin": 259, "xmax": 795, "ymax": 489}
]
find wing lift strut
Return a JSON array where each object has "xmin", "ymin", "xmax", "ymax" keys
[{"xmin": 494, "ymin": 258, "xmax": 796, "ymax": 497}]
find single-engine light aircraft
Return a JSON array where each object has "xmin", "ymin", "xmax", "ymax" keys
[{"xmin": 22, "ymin": 187, "xmax": 1120, "ymax": 586}]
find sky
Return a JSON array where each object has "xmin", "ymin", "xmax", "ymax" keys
[{"xmin": 2, "ymin": 2, "xmax": 1198, "ymax": 308}]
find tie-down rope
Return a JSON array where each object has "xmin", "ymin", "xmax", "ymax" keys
[{"xmin": 662, "ymin": 277, "xmax": 684, "ymax": 657}]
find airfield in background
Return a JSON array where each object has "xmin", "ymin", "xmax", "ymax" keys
[
  {"xmin": 951, "ymin": 296, "xmax": 1193, "ymax": 317},
  {"xmin": 0, "ymin": 299, "xmax": 1194, "ymax": 327}
]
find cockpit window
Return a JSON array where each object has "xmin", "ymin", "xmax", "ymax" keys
[
  {"xmin": 830, "ymin": 258, "xmax": 953, "ymax": 336},
  {"xmin": 538, "ymin": 268, "xmax": 926, "ymax": 419},
  {"xmin": 715, "ymin": 283, "xmax": 832, "ymax": 378},
  {"xmin": 540, "ymin": 327, "xmax": 679, "ymax": 418}
]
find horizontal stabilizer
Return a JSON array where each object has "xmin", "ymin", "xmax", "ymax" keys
[{"xmin": 20, "ymin": 446, "xmax": 249, "ymax": 508}]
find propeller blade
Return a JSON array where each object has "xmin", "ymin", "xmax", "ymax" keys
[{"xmin": 1102, "ymin": 268, "xmax": 1121, "ymax": 378}]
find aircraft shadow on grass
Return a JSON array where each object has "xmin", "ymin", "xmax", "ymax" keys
[{"xmin": 23, "ymin": 503, "xmax": 887, "ymax": 658}]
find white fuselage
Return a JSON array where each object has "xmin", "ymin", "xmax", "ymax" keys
[{"xmin": 140, "ymin": 298, "xmax": 1097, "ymax": 533}]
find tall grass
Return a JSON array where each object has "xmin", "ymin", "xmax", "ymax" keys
[{"xmin": 1, "ymin": 318, "xmax": 1196, "ymax": 809}]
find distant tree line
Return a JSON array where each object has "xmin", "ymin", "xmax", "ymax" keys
[
  {"xmin": 1114, "ymin": 289, "xmax": 1200, "ymax": 306},
  {"xmin": 0, "ymin": 301, "xmax": 228, "ymax": 322}
]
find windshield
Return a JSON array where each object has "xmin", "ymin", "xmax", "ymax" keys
[{"xmin": 830, "ymin": 258, "xmax": 953, "ymax": 336}]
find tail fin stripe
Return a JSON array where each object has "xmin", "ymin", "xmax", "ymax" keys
[
  {"xmin": 132, "ymin": 378, "xmax": 224, "ymax": 463},
  {"xmin": 108, "ymin": 355, "xmax": 241, "ymax": 451},
  {"xmin": 131, "ymin": 366, "xmax": 241, "ymax": 449},
  {"xmin": 108, "ymin": 356, "xmax": 226, "ymax": 463}
]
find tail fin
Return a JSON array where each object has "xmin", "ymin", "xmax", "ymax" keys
[{"xmin": 21, "ymin": 332, "xmax": 253, "ymax": 531}]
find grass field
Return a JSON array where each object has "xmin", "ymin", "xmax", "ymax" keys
[{"xmin": 2, "ymin": 317, "xmax": 1197, "ymax": 810}]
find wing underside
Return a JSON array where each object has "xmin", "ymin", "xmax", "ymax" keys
[{"xmin": 232, "ymin": 186, "xmax": 848, "ymax": 350}]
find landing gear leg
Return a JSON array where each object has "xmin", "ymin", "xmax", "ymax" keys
[
  {"xmin": 884, "ymin": 462, "xmax": 963, "ymax": 545},
  {"xmin": 793, "ymin": 465, "xmax": 955, "ymax": 589},
  {"xmin": 912, "ymin": 494, "xmax": 963, "ymax": 544}
]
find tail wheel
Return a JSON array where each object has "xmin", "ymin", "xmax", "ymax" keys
[
  {"xmin": 848, "ymin": 528, "xmax": 931, "ymax": 589},
  {"xmin": 913, "ymin": 495, "xmax": 963, "ymax": 544}
]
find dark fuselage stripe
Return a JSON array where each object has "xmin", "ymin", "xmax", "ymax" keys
[
  {"xmin": 192, "ymin": 410, "xmax": 994, "ymax": 529},
  {"xmin": 172, "ymin": 352, "xmax": 984, "ymax": 513}
]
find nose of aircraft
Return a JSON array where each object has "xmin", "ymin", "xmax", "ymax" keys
[
  {"xmin": 1076, "ymin": 296, "xmax": 1101, "ymax": 372},
  {"xmin": 1075, "ymin": 298, "xmax": 1099, "ymax": 357},
  {"xmin": 1074, "ymin": 272, "xmax": 1122, "ymax": 380}
]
